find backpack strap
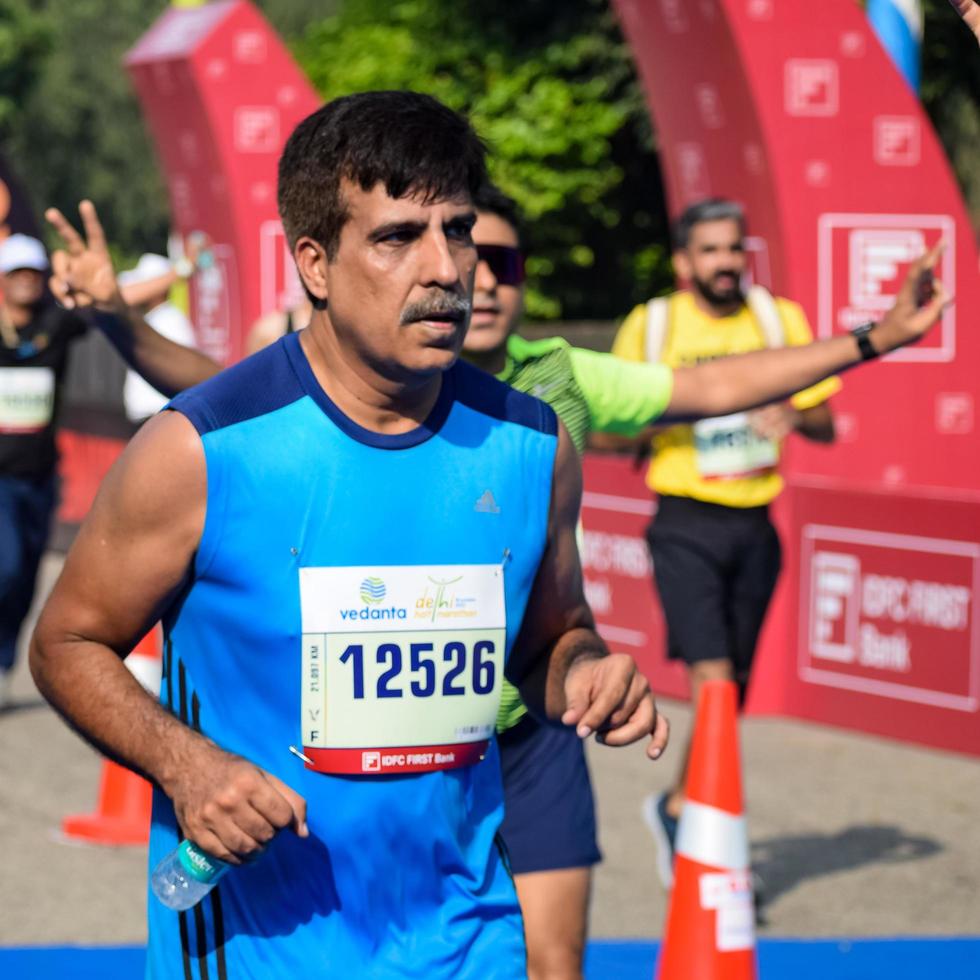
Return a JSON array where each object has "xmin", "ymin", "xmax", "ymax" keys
[
  {"xmin": 746, "ymin": 285, "xmax": 785, "ymax": 349},
  {"xmin": 644, "ymin": 296, "xmax": 670, "ymax": 362}
]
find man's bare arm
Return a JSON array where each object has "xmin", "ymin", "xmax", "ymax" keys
[
  {"xmin": 46, "ymin": 201, "xmax": 221, "ymax": 396},
  {"xmin": 30, "ymin": 412, "xmax": 306, "ymax": 862},
  {"xmin": 505, "ymin": 422, "xmax": 669, "ymax": 758},
  {"xmin": 663, "ymin": 246, "xmax": 949, "ymax": 421}
]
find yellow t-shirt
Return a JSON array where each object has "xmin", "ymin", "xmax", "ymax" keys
[{"xmin": 612, "ymin": 291, "xmax": 841, "ymax": 508}]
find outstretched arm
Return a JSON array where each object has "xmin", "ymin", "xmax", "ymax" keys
[
  {"xmin": 46, "ymin": 201, "xmax": 221, "ymax": 395},
  {"xmin": 30, "ymin": 413, "xmax": 306, "ymax": 862},
  {"xmin": 663, "ymin": 246, "xmax": 949, "ymax": 421},
  {"xmin": 505, "ymin": 421, "xmax": 669, "ymax": 759}
]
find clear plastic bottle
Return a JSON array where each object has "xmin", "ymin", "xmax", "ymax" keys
[{"xmin": 151, "ymin": 840, "xmax": 229, "ymax": 911}]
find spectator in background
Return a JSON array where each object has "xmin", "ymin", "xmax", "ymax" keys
[
  {"xmin": 612, "ymin": 198, "xmax": 839, "ymax": 891},
  {"xmin": 0, "ymin": 234, "xmax": 87, "ymax": 709},
  {"xmin": 0, "ymin": 213, "xmax": 216, "ymax": 710},
  {"xmin": 117, "ymin": 254, "xmax": 198, "ymax": 423}
]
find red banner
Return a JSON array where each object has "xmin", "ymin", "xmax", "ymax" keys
[{"xmin": 125, "ymin": 0, "xmax": 320, "ymax": 364}]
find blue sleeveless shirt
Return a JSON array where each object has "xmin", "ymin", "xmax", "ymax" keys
[{"xmin": 146, "ymin": 332, "xmax": 557, "ymax": 979}]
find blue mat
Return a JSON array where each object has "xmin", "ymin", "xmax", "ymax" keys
[{"xmin": 3, "ymin": 937, "xmax": 978, "ymax": 978}]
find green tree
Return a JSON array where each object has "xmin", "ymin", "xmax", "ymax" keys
[
  {"xmin": 0, "ymin": 0, "xmax": 53, "ymax": 138},
  {"xmin": 4, "ymin": 0, "xmax": 170, "ymax": 258},
  {"xmin": 921, "ymin": 0, "xmax": 980, "ymax": 220},
  {"xmin": 295, "ymin": 0, "xmax": 672, "ymax": 319}
]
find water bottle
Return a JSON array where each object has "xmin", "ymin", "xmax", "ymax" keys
[{"xmin": 151, "ymin": 839, "xmax": 229, "ymax": 911}]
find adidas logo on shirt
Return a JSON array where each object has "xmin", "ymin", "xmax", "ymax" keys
[{"xmin": 474, "ymin": 490, "xmax": 501, "ymax": 514}]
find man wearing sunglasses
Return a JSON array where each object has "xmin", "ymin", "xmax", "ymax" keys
[{"xmin": 462, "ymin": 182, "xmax": 948, "ymax": 980}]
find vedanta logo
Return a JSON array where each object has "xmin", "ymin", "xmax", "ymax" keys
[{"xmin": 360, "ymin": 577, "xmax": 386, "ymax": 604}]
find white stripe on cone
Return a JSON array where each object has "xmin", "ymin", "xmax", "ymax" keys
[{"xmin": 675, "ymin": 799, "xmax": 749, "ymax": 870}]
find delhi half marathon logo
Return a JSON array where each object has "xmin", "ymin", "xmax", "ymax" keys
[{"xmin": 360, "ymin": 577, "xmax": 386, "ymax": 605}]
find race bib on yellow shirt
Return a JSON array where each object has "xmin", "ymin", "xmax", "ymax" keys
[
  {"xmin": 0, "ymin": 367, "xmax": 55, "ymax": 433},
  {"xmin": 300, "ymin": 564, "xmax": 506, "ymax": 775},
  {"xmin": 693, "ymin": 412, "xmax": 778, "ymax": 480}
]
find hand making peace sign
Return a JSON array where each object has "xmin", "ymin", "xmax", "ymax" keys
[{"xmin": 45, "ymin": 200, "xmax": 122, "ymax": 311}]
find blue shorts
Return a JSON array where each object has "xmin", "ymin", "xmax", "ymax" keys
[{"xmin": 497, "ymin": 715, "xmax": 601, "ymax": 875}]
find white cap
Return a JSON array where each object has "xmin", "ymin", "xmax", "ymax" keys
[
  {"xmin": 117, "ymin": 253, "xmax": 173, "ymax": 287},
  {"xmin": 0, "ymin": 234, "xmax": 49, "ymax": 274}
]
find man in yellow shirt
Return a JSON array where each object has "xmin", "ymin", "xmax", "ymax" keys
[{"xmin": 612, "ymin": 198, "xmax": 839, "ymax": 888}]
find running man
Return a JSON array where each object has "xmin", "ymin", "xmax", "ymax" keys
[
  {"xmin": 30, "ymin": 92, "xmax": 668, "ymax": 978},
  {"xmin": 454, "ymin": 184, "xmax": 950, "ymax": 978}
]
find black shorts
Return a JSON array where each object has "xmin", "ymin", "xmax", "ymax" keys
[
  {"xmin": 646, "ymin": 495, "xmax": 781, "ymax": 685},
  {"xmin": 497, "ymin": 714, "xmax": 601, "ymax": 875}
]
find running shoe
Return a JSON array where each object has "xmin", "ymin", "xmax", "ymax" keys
[{"xmin": 642, "ymin": 791, "xmax": 678, "ymax": 889}]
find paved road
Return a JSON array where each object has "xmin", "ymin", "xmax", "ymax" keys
[{"xmin": 2, "ymin": 556, "xmax": 979, "ymax": 945}]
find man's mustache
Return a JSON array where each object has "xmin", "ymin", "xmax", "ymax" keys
[{"xmin": 400, "ymin": 292, "xmax": 472, "ymax": 325}]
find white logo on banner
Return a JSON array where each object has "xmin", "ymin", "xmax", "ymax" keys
[
  {"xmin": 800, "ymin": 526, "xmax": 980, "ymax": 712},
  {"xmin": 785, "ymin": 59, "xmax": 840, "ymax": 117},
  {"xmin": 746, "ymin": 0, "xmax": 774, "ymax": 20},
  {"xmin": 810, "ymin": 552, "xmax": 861, "ymax": 663},
  {"xmin": 659, "ymin": 0, "xmax": 690, "ymax": 32},
  {"xmin": 233, "ymin": 30, "xmax": 267, "ymax": 64},
  {"xmin": 743, "ymin": 236, "xmax": 773, "ymax": 289},
  {"xmin": 169, "ymin": 174, "xmax": 195, "ymax": 225},
  {"xmin": 178, "ymin": 131, "xmax": 199, "ymax": 167},
  {"xmin": 695, "ymin": 84, "xmax": 725, "ymax": 129},
  {"xmin": 805, "ymin": 160, "xmax": 832, "ymax": 187},
  {"xmin": 234, "ymin": 106, "xmax": 280, "ymax": 153},
  {"xmin": 935, "ymin": 393, "xmax": 974, "ymax": 435},
  {"xmin": 743, "ymin": 142, "xmax": 765, "ymax": 176},
  {"xmin": 260, "ymin": 220, "xmax": 305, "ymax": 317},
  {"xmin": 840, "ymin": 31, "xmax": 867, "ymax": 58},
  {"xmin": 817, "ymin": 213, "xmax": 956, "ymax": 362},
  {"xmin": 192, "ymin": 245, "xmax": 237, "ymax": 363},
  {"xmin": 677, "ymin": 142, "xmax": 710, "ymax": 200},
  {"xmin": 874, "ymin": 116, "xmax": 920, "ymax": 167}
]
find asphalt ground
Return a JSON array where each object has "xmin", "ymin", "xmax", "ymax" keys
[{"xmin": 2, "ymin": 555, "xmax": 979, "ymax": 948}]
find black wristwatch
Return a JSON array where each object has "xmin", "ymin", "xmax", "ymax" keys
[{"xmin": 851, "ymin": 321, "xmax": 880, "ymax": 361}]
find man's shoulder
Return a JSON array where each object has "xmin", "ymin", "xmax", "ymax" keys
[
  {"xmin": 168, "ymin": 336, "xmax": 303, "ymax": 436},
  {"xmin": 453, "ymin": 359, "xmax": 558, "ymax": 438}
]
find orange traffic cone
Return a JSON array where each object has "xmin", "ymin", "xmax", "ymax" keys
[
  {"xmin": 657, "ymin": 679, "xmax": 757, "ymax": 980},
  {"xmin": 61, "ymin": 627, "xmax": 161, "ymax": 846}
]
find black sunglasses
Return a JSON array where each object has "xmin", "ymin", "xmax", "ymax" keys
[{"xmin": 476, "ymin": 244, "xmax": 526, "ymax": 286}]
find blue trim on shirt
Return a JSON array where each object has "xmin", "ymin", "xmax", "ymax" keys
[{"xmin": 166, "ymin": 337, "xmax": 304, "ymax": 436}]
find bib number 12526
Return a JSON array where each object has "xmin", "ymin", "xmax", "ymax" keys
[{"xmin": 300, "ymin": 564, "xmax": 507, "ymax": 775}]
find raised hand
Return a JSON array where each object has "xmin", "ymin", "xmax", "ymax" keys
[
  {"xmin": 45, "ymin": 200, "xmax": 122, "ymax": 310},
  {"xmin": 871, "ymin": 243, "xmax": 952, "ymax": 354},
  {"xmin": 948, "ymin": 0, "xmax": 980, "ymax": 45},
  {"xmin": 561, "ymin": 652, "xmax": 670, "ymax": 760}
]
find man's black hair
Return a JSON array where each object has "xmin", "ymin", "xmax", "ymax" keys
[
  {"xmin": 278, "ymin": 91, "xmax": 488, "ymax": 259},
  {"xmin": 672, "ymin": 198, "xmax": 746, "ymax": 250},
  {"xmin": 472, "ymin": 182, "xmax": 524, "ymax": 243}
]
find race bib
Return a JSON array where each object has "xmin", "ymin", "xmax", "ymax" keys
[
  {"xmin": 693, "ymin": 412, "xmax": 778, "ymax": 480},
  {"xmin": 300, "ymin": 564, "xmax": 506, "ymax": 775},
  {"xmin": 0, "ymin": 367, "xmax": 55, "ymax": 433}
]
